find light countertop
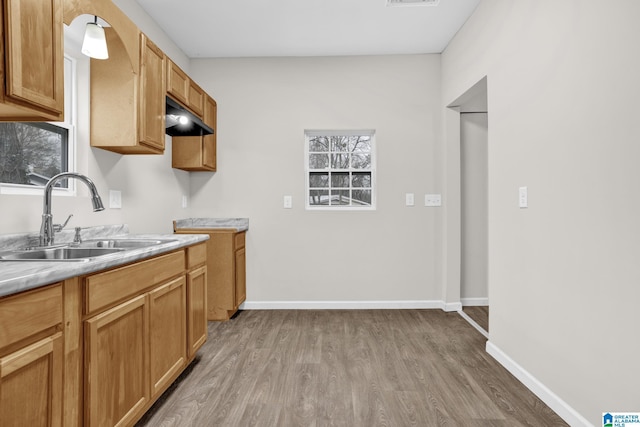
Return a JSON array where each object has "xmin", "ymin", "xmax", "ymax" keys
[
  {"xmin": 0, "ymin": 224, "xmax": 208, "ymax": 298},
  {"xmin": 173, "ymin": 218, "xmax": 249, "ymax": 232}
]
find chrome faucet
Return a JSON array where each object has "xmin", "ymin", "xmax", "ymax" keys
[{"xmin": 39, "ymin": 172, "xmax": 105, "ymax": 246}]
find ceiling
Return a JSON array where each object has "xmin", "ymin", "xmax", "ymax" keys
[{"xmin": 134, "ymin": 0, "xmax": 481, "ymax": 58}]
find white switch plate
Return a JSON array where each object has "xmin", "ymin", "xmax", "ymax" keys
[
  {"xmin": 182, "ymin": 195, "xmax": 188, "ymax": 208},
  {"xmin": 519, "ymin": 186, "xmax": 528, "ymax": 208},
  {"xmin": 283, "ymin": 195, "xmax": 292, "ymax": 209},
  {"xmin": 109, "ymin": 190, "xmax": 122, "ymax": 209},
  {"xmin": 425, "ymin": 194, "xmax": 442, "ymax": 207},
  {"xmin": 405, "ymin": 193, "xmax": 415, "ymax": 206}
]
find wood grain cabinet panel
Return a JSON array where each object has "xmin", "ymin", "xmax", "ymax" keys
[
  {"xmin": 0, "ymin": 283, "xmax": 63, "ymax": 427},
  {"xmin": 166, "ymin": 59, "xmax": 189, "ymax": 105},
  {"xmin": 166, "ymin": 58, "xmax": 204, "ymax": 119},
  {"xmin": 187, "ymin": 266, "xmax": 207, "ymax": 357},
  {"xmin": 0, "ymin": 0, "xmax": 64, "ymax": 120},
  {"xmin": 149, "ymin": 276, "xmax": 186, "ymax": 398},
  {"xmin": 0, "ymin": 284, "xmax": 62, "ymax": 347},
  {"xmin": 138, "ymin": 33, "xmax": 166, "ymax": 151},
  {"xmin": 174, "ymin": 227, "xmax": 246, "ymax": 321},
  {"xmin": 234, "ymin": 246, "xmax": 246, "ymax": 309},
  {"xmin": 84, "ymin": 295, "xmax": 149, "ymax": 427},
  {"xmin": 187, "ymin": 80, "xmax": 204, "ymax": 117},
  {"xmin": 89, "ymin": 31, "xmax": 166, "ymax": 154},
  {"xmin": 84, "ymin": 250, "xmax": 184, "ymax": 315},
  {"xmin": 0, "ymin": 332, "xmax": 63, "ymax": 427}
]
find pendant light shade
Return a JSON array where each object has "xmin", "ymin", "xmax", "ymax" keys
[{"xmin": 81, "ymin": 16, "xmax": 109, "ymax": 60}]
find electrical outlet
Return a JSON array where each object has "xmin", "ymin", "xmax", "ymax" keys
[
  {"xmin": 283, "ymin": 195, "xmax": 292, "ymax": 209},
  {"xmin": 405, "ymin": 193, "xmax": 415, "ymax": 206},
  {"xmin": 109, "ymin": 190, "xmax": 122, "ymax": 209},
  {"xmin": 425, "ymin": 194, "xmax": 442, "ymax": 207}
]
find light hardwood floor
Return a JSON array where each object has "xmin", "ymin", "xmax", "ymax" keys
[{"xmin": 137, "ymin": 310, "xmax": 566, "ymax": 426}]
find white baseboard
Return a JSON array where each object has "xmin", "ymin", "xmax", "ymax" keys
[
  {"xmin": 443, "ymin": 301, "xmax": 462, "ymax": 312},
  {"xmin": 241, "ymin": 300, "xmax": 457, "ymax": 310},
  {"xmin": 458, "ymin": 309, "xmax": 488, "ymax": 338},
  {"xmin": 461, "ymin": 297, "xmax": 489, "ymax": 306},
  {"xmin": 486, "ymin": 341, "xmax": 593, "ymax": 427}
]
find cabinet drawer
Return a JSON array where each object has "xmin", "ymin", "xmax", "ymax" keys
[
  {"xmin": 0, "ymin": 284, "xmax": 62, "ymax": 349},
  {"xmin": 186, "ymin": 243, "xmax": 207, "ymax": 269},
  {"xmin": 234, "ymin": 232, "xmax": 245, "ymax": 249},
  {"xmin": 85, "ymin": 251, "xmax": 185, "ymax": 314}
]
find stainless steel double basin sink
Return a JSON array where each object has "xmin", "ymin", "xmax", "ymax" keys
[{"xmin": 0, "ymin": 239, "xmax": 176, "ymax": 262}]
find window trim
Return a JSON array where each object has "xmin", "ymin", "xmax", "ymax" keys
[
  {"xmin": 305, "ymin": 129, "xmax": 377, "ymax": 211},
  {"xmin": 0, "ymin": 54, "xmax": 77, "ymax": 196}
]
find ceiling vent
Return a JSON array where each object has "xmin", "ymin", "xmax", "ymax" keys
[{"xmin": 386, "ymin": 0, "xmax": 440, "ymax": 6}]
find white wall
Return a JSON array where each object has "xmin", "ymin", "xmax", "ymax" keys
[
  {"xmin": 442, "ymin": 1, "xmax": 640, "ymax": 424},
  {"xmin": 189, "ymin": 55, "xmax": 444, "ymax": 304},
  {"xmin": 460, "ymin": 113, "xmax": 488, "ymax": 302}
]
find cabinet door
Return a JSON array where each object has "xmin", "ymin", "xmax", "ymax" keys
[
  {"xmin": 85, "ymin": 295, "xmax": 149, "ymax": 427},
  {"xmin": 202, "ymin": 95, "xmax": 217, "ymax": 170},
  {"xmin": 0, "ymin": 333, "xmax": 63, "ymax": 427},
  {"xmin": 166, "ymin": 59, "xmax": 189, "ymax": 105},
  {"xmin": 187, "ymin": 266, "xmax": 207, "ymax": 357},
  {"xmin": 187, "ymin": 80, "xmax": 204, "ymax": 117},
  {"xmin": 138, "ymin": 33, "xmax": 166, "ymax": 152},
  {"xmin": 235, "ymin": 246, "xmax": 246, "ymax": 308},
  {"xmin": 3, "ymin": 0, "xmax": 63, "ymax": 119},
  {"xmin": 149, "ymin": 276, "xmax": 186, "ymax": 398}
]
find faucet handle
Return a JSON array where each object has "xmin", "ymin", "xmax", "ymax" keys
[
  {"xmin": 53, "ymin": 214, "xmax": 73, "ymax": 232},
  {"xmin": 73, "ymin": 227, "xmax": 83, "ymax": 244}
]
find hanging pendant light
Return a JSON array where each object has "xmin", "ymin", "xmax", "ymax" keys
[{"xmin": 81, "ymin": 16, "xmax": 109, "ymax": 60}]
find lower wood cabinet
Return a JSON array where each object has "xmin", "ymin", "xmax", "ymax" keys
[
  {"xmin": 84, "ymin": 276, "xmax": 187, "ymax": 426},
  {"xmin": 174, "ymin": 227, "xmax": 246, "ymax": 321},
  {"xmin": 0, "ymin": 333, "xmax": 63, "ymax": 427},
  {"xmin": 150, "ymin": 276, "xmax": 186, "ymax": 397},
  {"xmin": 82, "ymin": 244, "xmax": 206, "ymax": 427},
  {"xmin": 0, "ymin": 284, "xmax": 64, "ymax": 427},
  {"xmin": 187, "ymin": 265, "xmax": 207, "ymax": 357},
  {"xmin": 0, "ymin": 243, "xmax": 207, "ymax": 427},
  {"xmin": 84, "ymin": 295, "xmax": 149, "ymax": 427}
]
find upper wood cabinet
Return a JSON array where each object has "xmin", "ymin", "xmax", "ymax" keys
[
  {"xmin": 89, "ymin": 31, "xmax": 166, "ymax": 154},
  {"xmin": 167, "ymin": 59, "xmax": 189, "ymax": 105},
  {"xmin": 167, "ymin": 59, "xmax": 205, "ymax": 119},
  {"xmin": 187, "ymin": 80, "xmax": 204, "ymax": 117},
  {"xmin": 172, "ymin": 94, "xmax": 217, "ymax": 171},
  {"xmin": 138, "ymin": 34, "xmax": 166, "ymax": 151},
  {"xmin": 0, "ymin": 0, "xmax": 64, "ymax": 121}
]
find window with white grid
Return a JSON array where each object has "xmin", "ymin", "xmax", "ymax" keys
[{"xmin": 305, "ymin": 130, "xmax": 376, "ymax": 210}]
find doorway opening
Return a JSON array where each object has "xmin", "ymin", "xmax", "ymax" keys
[{"xmin": 446, "ymin": 77, "xmax": 488, "ymax": 336}]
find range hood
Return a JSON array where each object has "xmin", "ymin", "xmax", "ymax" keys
[{"xmin": 165, "ymin": 97, "xmax": 214, "ymax": 137}]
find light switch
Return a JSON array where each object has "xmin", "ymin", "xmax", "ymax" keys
[
  {"xmin": 284, "ymin": 195, "xmax": 292, "ymax": 209},
  {"xmin": 405, "ymin": 193, "xmax": 415, "ymax": 206},
  {"xmin": 519, "ymin": 186, "xmax": 528, "ymax": 208},
  {"xmin": 182, "ymin": 195, "xmax": 188, "ymax": 208},
  {"xmin": 109, "ymin": 190, "xmax": 122, "ymax": 209},
  {"xmin": 425, "ymin": 194, "xmax": 442, "ymax": 207}
]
